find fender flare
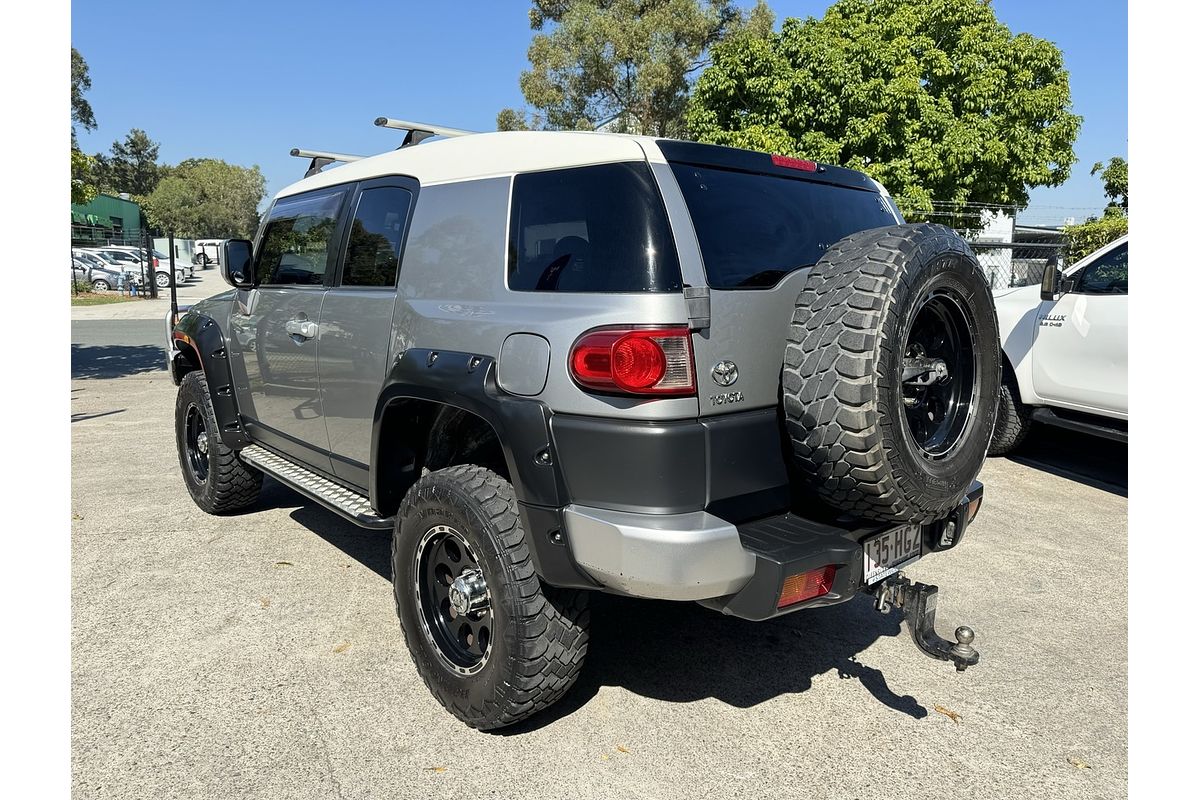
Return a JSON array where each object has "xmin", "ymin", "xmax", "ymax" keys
[
  {"xmin": 370, "ymin": 348, "xmax": 564, "ymax": 514},
  {"xmin": 172, "ymin": 310, "xmax": 250, "ymax": 450}
]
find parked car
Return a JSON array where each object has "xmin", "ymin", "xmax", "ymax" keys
[
  {"xmin": 166, "ymin": 127, "xmax": 998, "ymax": 730},
  {"xmin": 72, "ymin": 255, "xmax": 129, "ymax": 292},
  {"xmin": 73, "ymin": 250, "xmax": 137, "ymax": 291},
  {"xmin": 990, "ymin": 235, "xmax": 1128, "ymax": 454},
  {"xmin": 81, "ymin": 246, "xmax": 187, "ymax": 289}
]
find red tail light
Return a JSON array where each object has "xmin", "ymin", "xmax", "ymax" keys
[
  {"xmin": 153, "ymin": 256, "xmax": 160, "ymax": 267},
  {"xmin": 771, "ymin": 154, "xmax": 818, "ymax": 172},
  {"xmin": 778, "ymin": 565, "xmax": 836, "ymax": 608},
  {"xmin": 570, "ymin": 326, "xmax": 695, "ymax": 396}
]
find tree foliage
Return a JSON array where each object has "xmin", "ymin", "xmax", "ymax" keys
[
  {"xmin": 140, "ymin": 159, "xmax": 265, "ymax": 239},
  {"xmin": 71, "ymin": 150, "xmax": 98, "ymax": 205},
  {"xmin": 94, "ymin": 129, "xmax": 164, "ymax": 196},
  {"xmin": 1063, "ymin": 214, "xmax": 1127, "ymax": 262},
  {"xmin": 1090, "ymin": 156, "xmax": 1127, "ymax": 211},
  {"xmin": 498, "ymin": 0, "xmax": 773, "ymax": 136},
  {"xmin": 71, "ymin": 47, "xmax": 97, "ymax": 146},
  {"xmin": 687, "ymin": 0, "xmax": 1081, "ymax": 218}
]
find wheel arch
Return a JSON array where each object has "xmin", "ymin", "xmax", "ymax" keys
[
  {"xmin": 370, "ymin": 348, "xmax": 564, "ymax": 519},
  {"xmin": 171, "ymin": 310, "xmax": 249, "ymax": 449}
]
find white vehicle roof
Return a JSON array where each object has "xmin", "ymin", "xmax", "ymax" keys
[{"xmin": 277, "ymin": 130, "xmax": 659, "ymax": 198}]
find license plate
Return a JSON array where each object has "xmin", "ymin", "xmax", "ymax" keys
[{"xmin": 863, "ymin": 524, "xmax": 923, "ymax": 584}]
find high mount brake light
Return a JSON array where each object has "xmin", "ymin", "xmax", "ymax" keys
[
  {"xmin": 570, "ymin": 327, "xmax": 695, "ymax": 396},
  {"xmin": 771, "ymin": 154, "xmax": 818, "ymax": 172}
]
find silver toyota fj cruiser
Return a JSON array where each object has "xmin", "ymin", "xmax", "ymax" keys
[{"xmin": 168, "ymin": 119, "xmax": 999, "ymax": 730}]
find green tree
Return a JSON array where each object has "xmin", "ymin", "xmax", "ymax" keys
[
  {"xmin": 687, "ymin": 0, "xmax": 1081, "ymax": 219},
  {"xmin": 94, "ymin": 128, "xmax": 164, "ymax": 196},
  {"xmin": 71, "ymin": 149, "xmax": 98, "ymax": 205},
  {"xmin": 71, "ymin": 47, "xmax": 100, "ymax": 204},
  {"xmin": 498, "ymin": 0, "xmax": 773, "ymax": 136},
  {"xmin": 140, "ymin": 159, "xmax": 265, "ymax": 239},
  {"xmin": 1063, "ymin": 214, "xmax": 1127, "ymax": 262},
  {"xmin": 71, "ymin": 47, "xmax": 97, "ymax": 146},
  {"xmin": 1090, "ymin": 156, "xmax": 1127, "ymax": 211}
]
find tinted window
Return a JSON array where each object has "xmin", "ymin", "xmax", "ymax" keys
[
  {"xmin": 258, "ymin": 189, "xmax": 346, "ymax": 285},
  {"xmin": 508, "ymin": 162, "xmax": 682, "ymax": 293},
  {"xmin": 341, "ymin": 187, "xmax": 413, "ymax": 287},
  {"xmin": 1075, "ymin": 243, "xmax": 1128, "ymax": 295},
  {"xmin": 670, "ymin": 164, "xmax": 896, "ymax": 288}
]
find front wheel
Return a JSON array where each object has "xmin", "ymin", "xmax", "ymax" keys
[
  {"xmin": 175, "ymin": 371, "xmax": 262, "ymax": 513},
  {"xmin": 91, "ymin": 279, "xmax": 111, "ymax": 292},
  {"xmin": 393, "ymin": 465, "xmax": 589, "ymax": 730},
  {"xmin": 988, "ymin": 367, "xmax": 1032, "ymax": 456}
]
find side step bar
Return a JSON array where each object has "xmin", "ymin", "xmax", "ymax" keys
[
  {"xmin": 1031, "ymin": 407, "xmax": 1128, "ymax": 443},
  {"xmin": 238, "ymin": 445, "xmax": 393, "ymax": 530}
]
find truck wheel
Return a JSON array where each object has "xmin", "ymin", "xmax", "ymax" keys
[
  {"xmin": 988, "ymin": 365, "xmax": 1032, "ymax": 456},
  {"xmin": 197, "ymin": 253, "xmax": 210, "ymax": 267},
  {"xmin": 784, "ymin": 223, "xmax": 1000, "ymax": 524},
  {"xmin": 175, "ymin": 371, "xmax": 262, "ymax": 514},
  {"xmin": 393, "ymin": 465, "xmax": 589, "ymax": 730}
]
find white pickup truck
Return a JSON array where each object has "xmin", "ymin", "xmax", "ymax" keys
[{"xmin": 990, "ymin": 235, "xmax": 1128, "ymax": 454}]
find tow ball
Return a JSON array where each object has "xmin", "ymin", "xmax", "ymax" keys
[{"xmin": 872, "ymin": 572, "xmax": 980, "ymax": 672}]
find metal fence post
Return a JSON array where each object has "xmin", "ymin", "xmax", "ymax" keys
[
  {"xmin": 169, "ymin": 232, "xmax": 178, "ymax": 321},
  {"xmin": 145, "ymin": 232, "xmax": 158, "ymax": 299}
]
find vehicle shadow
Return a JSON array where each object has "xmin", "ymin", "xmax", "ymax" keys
[
  {"xmin": 1003, "ymin": 424, "xmax": 1127, "ymax": 496},
  {"xmin": 71, "ymin": 344, "xmax": 166, "ymax": 380},
  {"xmin": 269, "ymin": 488, "xmax": 924, "ymax": 728}
]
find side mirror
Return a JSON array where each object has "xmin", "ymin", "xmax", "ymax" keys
[
  {"xmin": 1040, "ymin": 261, "xmax": 1062, "ymax": 302},
  {"xmin": 221, "ymin": 239, "xmax": 255, "ymax": 288}
]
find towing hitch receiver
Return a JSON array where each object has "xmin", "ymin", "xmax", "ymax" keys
[{"xmin": 873, "ymin": 572, "xmax": 979, "ymax": 671}]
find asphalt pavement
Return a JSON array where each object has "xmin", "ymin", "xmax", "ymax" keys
[{"xmin": 71, "ymin": 318, "xmax": 1127, "ymax": 800}]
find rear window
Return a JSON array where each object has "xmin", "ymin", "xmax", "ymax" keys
[
  {"xmin": 508, "ymin": 162, "xmax": 683, "ymax": 293},
  {"xmin": 670, "ymin": 164, "xmax": 897, "ymax": 289}
]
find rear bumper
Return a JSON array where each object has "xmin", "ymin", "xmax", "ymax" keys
[{"xmin": 562, "ymin": 482, "xmax": 984, "ymax": 620}]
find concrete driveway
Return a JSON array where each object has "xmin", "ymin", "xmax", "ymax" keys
[{"xmin": 71, "ymin": 363, "xmax": 1126, "ymax": 799}]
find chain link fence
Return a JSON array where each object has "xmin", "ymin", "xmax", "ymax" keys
[{"xmin": 969, "ymin": 241, "xmax": 1066, "ymax": 291}]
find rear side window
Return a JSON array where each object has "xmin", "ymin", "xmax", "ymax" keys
[
  {"xmin": 508, "ymin": 162, "xmax": 682, "ymax": 293},
  {"xmin": 258, "ymin": 189, "xmax": 346, "ymax": 286},
  {"xmin": 341, "ymin": 187, "xmax": 413, "ymax": 287},
  {"xmin": 670, "ymin": 164, "xmax": 897, "ymax": 288}
]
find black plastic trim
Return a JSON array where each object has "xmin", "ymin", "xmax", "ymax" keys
[
  {"xmin": 1031, "ymin": 407, "xmax": 1128, "ymax": 442},
  {"xmin": 172, "ymin": 310, "xmax": 249, "ymax": 449}
]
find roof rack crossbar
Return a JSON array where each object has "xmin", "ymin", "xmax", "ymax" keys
[
  {"xmin": 290, "ymin": 148, "xmax": 365, "ymax": 178},
  {"xmin": 374, "ymin": 117, "xmax": 476, "ymax": 148}
]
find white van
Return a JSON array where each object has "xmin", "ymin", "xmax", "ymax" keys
[{"xmin": 193, "ymin": 239, "xmax": 226, "ymax": 267}]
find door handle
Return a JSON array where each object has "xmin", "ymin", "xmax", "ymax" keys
[{"xmin": 285, "ymin": 319, "xmax": 318, "ymax": 339}]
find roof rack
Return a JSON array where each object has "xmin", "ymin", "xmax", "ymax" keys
[
  {"xmin": 290, "ymin": 148, "xmax": 365, "ymax": 178},
  {"xmin": 374, "ymin": 117, "xmax": 475, "ymax": 148}
]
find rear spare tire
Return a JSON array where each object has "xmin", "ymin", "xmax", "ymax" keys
[{"xmin": 783, "ymin": 223, "xmax": 999, "ymax": 524}]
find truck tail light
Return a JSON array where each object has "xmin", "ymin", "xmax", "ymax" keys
[
  {"xmin": 778, "ymin": 565, "xmax": 836, "ymax": 608},
  {"xmin": 569, "ymin": 326, "xmax": 694, "ymax": 396}
]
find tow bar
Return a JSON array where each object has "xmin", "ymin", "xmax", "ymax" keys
[{"xmin": 873, "ymin": 572, "xmax": 980, "ymax": 671}]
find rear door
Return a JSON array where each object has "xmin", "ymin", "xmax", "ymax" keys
[
  {"xmin": 318, "ymin": 177, "xmax": 417, "ymax": 488},
  {"xmin": 229, "ymin": 186, "xmax": 350, "ymax": 471},
  {"xmin": 655, "ymin": 145, "xmax": 899, "ymax": 417}
]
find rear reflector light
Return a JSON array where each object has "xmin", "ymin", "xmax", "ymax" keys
[
  {"xmin": 966, "ymin": 496, "xmax": 982, "ymax": 523},
  {"xmin": 778, "ymin": 565, "xmax": 836, "ymax": 608},
  {"xmin": 570, "ymin": 326, "xmax": 695, "ymax": 396},
  {"xmin": 771, "ymin": 154, "xmax": 818, "ymax": 172}
]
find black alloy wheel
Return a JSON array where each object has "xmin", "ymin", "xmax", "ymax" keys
[
  {"xmin": 183, "ymin": 403, "xmax": 210, "ymax": 483},
  {"xmin": 900, "ymin": 289, "xmax": 978, "ymax": 458},
  {"xmin": 414, "ymin": 524, "xmax": 492, "ymax": 675}
]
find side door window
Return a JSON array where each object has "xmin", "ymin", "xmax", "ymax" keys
[
  {"xmin": 256, "ymin": 189, "xmax": 347, "ymax": 286},
  {"xmin": 1073, "ymin": 242, "xmax": 1128, "ymax": 295},
  {"xmin": 341, "ymin": 186, "xmax": 414, "ymax": 287}
]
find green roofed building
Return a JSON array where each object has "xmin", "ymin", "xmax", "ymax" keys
[{"xmin": 71, "ymin": 193, "xmax": 144, "ymax": 247}]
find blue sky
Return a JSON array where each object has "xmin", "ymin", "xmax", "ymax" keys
[{"xmin": 71, "ymin": 0, "xmax": 1126, "ymax": 223}]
